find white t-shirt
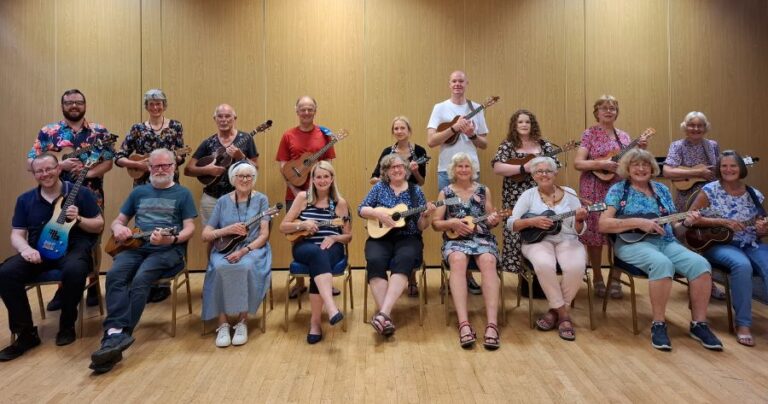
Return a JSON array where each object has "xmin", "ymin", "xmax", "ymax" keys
[
  {"xmin": 427, "ymin": 99, "xmax": 489, "ymax": 173},
  {"xmin": 507, "ymin": 186, "xmax": 586, "ymax": 240}
]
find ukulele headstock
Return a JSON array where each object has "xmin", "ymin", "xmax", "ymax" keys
[{"xmin": 483, "ymin": 96, "xmax": 501, "ymax": 108}]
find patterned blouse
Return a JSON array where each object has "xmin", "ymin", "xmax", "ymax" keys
[
  {"xmin": 114, "ymin": 119, "xmax": 186, "ymax": 186},
  {"xmin": 701, "ymin": 181, "xmax": 764, "ymax": 247},
  {"xmin": 358, "ymin": 181, "xmax": 426, "ymax": 236},
  {"xmin": 440, "ymin": 183, "xmax": 499, "ymax": 260},
  {"xmin": 665, "ymin": 138, "xmax": 720, "ymax": 211},
  {"xmin": 605, "ymin": 180, "xmax": 677, "ymax": 242}
]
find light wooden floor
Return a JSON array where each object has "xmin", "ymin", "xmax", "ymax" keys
[{"xmin": 1, "ymin": 269, "xmax": 768, "ymax": 403}]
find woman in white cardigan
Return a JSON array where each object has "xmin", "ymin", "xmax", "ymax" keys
[{"xmin": 507, "ymin": 156, "xmax": 587, "ymax": 341}]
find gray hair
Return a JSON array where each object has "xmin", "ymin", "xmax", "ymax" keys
[
  {"xmin": 149, "ymin": 148, "xmax": 175, "ymax": 164},
  {"xmin": 213, "ymin": 104, "xmax": 237, "ymax": 119},
  {"xmin": 680, "ymin": 111, "xmax": 711, "ymax": 133},
  {"xmin": 143, "ymin": 88, "xmax": 167, "ymax": 108},
  {"xmin": 616, "ymin": 148, "xmax": 661, "ymax": 178},
  {"xmin": 227, "ymin": 160, "xmax": 258, "ymax": 187},
  {"xmin": 378, "ymin": 154, "xmax": 410, "ymax": 184},
  {"xmin": 446, "ymin": 152, "xmax": 479, "ymax": 182},
  {"xmin": 529, "ymin": 156, "xmax": 558, "ymax": 173}
]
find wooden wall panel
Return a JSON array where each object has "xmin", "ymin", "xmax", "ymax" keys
[
  {"xmin": 0, "ymin": 0, "xmax": 56, "ymax": 259},
  {"xmin": 364, "ymin": 0, "xmax": 464, "ymax": 266},
  {"xmin": 585, "ymin": 0, "xmax": 670, "ymax": 157},
  {"xmin": 160, "ymin": 0, "xmax": 266, "ymax": 268},
  {"xmin": 265, "ymin": 0, "xmax": 365, "ymax": 267},
  {"xmin": 669, "ymin": 0, "xmax": 768, "ymax": 195}
]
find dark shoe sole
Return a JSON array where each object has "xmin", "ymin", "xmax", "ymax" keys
[
  {"xmin": 56, "ymin": 334, "xmax": 76, "ymax": 346},
  {"xmin": 651, "ymin": 342, "xmax": 672, "ymax": 351},
  {"xmin": 306, "ymin": 333, "xmax": 323, "ymax": 344},
  {"xmin": 91, "ymin": 335, "xmax": 135, "ymax": 365},
  {"xmin": 89, "ymin": 351, "xmax": 122, "ymax": 374},
  {"xmin": 329, "ymin": 311, "xmax": 344, "ymax": 326}
]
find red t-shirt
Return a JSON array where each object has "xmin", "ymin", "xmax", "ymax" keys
[{"xmin": 275, "ymin": 125, "xmax": 336, "ymax": 200}]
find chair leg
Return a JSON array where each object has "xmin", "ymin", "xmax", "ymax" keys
[
  {"xmin": 269, "ymin": 282, "xmax": 274, "ymax": 310},
  {"xmin": 421, "ymin": 264, "xmax": 428, "ymax": 305},
  {"xmin": 184, "ymin": 272, "xmax": 192, "ymax": 315},
  {"xmin": 498, "ymin": 269, "xmax": 506, "ymax": 327},
  {"xmin": 516, "ymin": 274, "xmax": 522, "ymax": 308},
  {"xmin": 284, "ymin": 275, "xmax": 292, "ymax": 332},
  {"xmin": 628, "ymin": 275, "xmax": 639, "ymax": 335},
  {"xmin": 171, "ymin": 280, "xmax": 178, "ymax": 337},
  {"xmin": 723, "ymin": 275, "xmax": 734, "ymax": 334},
  {"xmin": 363, "ymin": 270, "xmax": 369, "ymax": 323},
  {"xmin": 602, "ymin": 266, "xmax": 616, "ymax": 314},
  {"xmin": 341, "ymin": 270, "xmax": 349, "ymax": 332},
  {"xmin": 261, "ymin": 294, "xmax": 267, "ymax": 333},
  {"xmin": 36, "ymin": 286, "xmax": 46, "ymax": 320},
  {"xmin": 347, "ymin": 269, "xmax": 354, "ymax": 310},
  {"xmin": 95, "ymin": 276, "xmax": 105, "ymax": 315},
  {"xmin": 418, "ymin": 267, "xmax": 424, "ymax": 326},
  {"xmin": 526, "ymin": 271, "xmax": 534, "ymax": 329},
  {"xmin": 585, "ymin": 269, "xmax": 595, "ymax": 331},
  {"xmin": 442, "ymin": 263, "xmax": 450, "ymax": 326},
  {"xmin": 78, "ymin": 296, "xmax": 85, "ymax": 338}
]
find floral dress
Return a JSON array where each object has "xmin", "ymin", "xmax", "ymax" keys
[
  {"xmin": 665, "ymin": 138, "xmax": 720, "ymax": 211},
  {"xmin": 114, "ymin": 119, "xmax": 186, "ymax": 186},
  {"xmin": 578, "ymin": 125, "xmax": 631, "ymax": 247},
  {"xmin": 441, "ymin": 184, "xmax": 499, "ymax": 261},
  {"xmin": 491, "ymin": 139, "xmax": 558, "ymax": 272}
]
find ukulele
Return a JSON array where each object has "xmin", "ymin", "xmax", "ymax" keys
[
  {"xmin": 670, "ymin": 156, "xmax": 759, "ymax": 191},
  {"xmin": 126, "ymin": 145, "xmax": 192, "ymax": 179},
  {"xmin": 437, "ymin": 96, "xmax": 500, "ymax": 146},
  {"xmin": 685, "ymin": 215, "xmax": 762, "ymax": 252},
  {"xmin": 366, "ymin": 197, "xmax": 461, "ymax": 239},
  {"xmin": 505, "ymin": 140, "xmax": 581, "ymax": 181},
  {"xmin": 520, "ymin": 203, "xmax": 607, "ymax": 244},
  {"xmin": 615, "ymin": 208, "xmax": 715, "ymax": 243},
  {"xmin": 212, "ymin": 204, "xmax": 283, "ymax": 254},
  {"xmin": 285, "ymin": 216, "xmax": 350, "ymax": 242},
  {"xmin": 49, "ymin": 133, "xmax": 119, "ymax": 162},
  {"xmin": 195, "ymin": 120, "xmax": 273, "ymax": 186},
  {"xmin": 36, "ymin": 136, "xmax": 119, "ymax": 260},
  {"xmin": 105, "ymin": 227, "xmax": 179, "ymax": 257},
  {"xmin": 592, "ymin": 128, "xmax": 655, "ymax": 182},
  {"xmin": 445, "ymin": 209, "xmax": 512, "ymax": 239},
  {"xmin": 281, "ymin": 129, "xmax": 348, "ymax": 187}
]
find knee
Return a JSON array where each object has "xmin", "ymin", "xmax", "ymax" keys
[{"xmin": 648, "ymin": 260, "xmax": 675, "ymax": 280}]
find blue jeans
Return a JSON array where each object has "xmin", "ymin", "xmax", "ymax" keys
[
  {"xmin": 704, "ymin": 241, "xmax": 768, "ymax": 327},
  {"xmin": 103, "ymin": 245, "xmax": 185, "ymax": 330}
]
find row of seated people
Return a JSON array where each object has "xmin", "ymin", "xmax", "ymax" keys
[{"xmin": 1, "ymin": 146, "xmax": 765, "ymax": 375}]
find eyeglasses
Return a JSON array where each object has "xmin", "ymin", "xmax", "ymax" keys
[
  {"xmin": 149, "ymin": 163, "xmax": 174, "ymax": 171},
  {"xmin": 33, "ymin": 166, "xmax": 58, "ymax": 175},
  {"xmin": 388, "ymin": 164, "xmax": 406, "ymax": 170},
  {"xmin": 236, "ymin": 174, "xmax": 254, "ymax": 181},
  {"xmin": 598, "ymin": 106, "xmax": 617, "ymax": 112},
  {"xmin": 62, "ymin": 101, "xmax": 85, "ymax": 107},
  {"xmin": 533, "ymin": 169, "xmax": 555, "ymax": 176}
]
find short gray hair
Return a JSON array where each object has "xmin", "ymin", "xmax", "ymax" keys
[
  {"xmin": 228, "ymin": 160, "xmax": 258, "ymax": 186},
  {"xmin": 378, "ymin": 154, "xmax": 410, "ymax": 184},
  {"xmin": 143, "ymin": 88, "xmax": 167, "ymax": 108},
  {"xmin": 529, "ymin": 156, "xmax": 557, "ymax": 173},
  {"xmin": 149, "ymin": 148, "xmax": 175, "ymax": 164},
  {"xmin": 680, "ymin": 111, "xmax": 711, "ymax": 133},
  {"xmin": 446, "ymin": 152, "xmax": 479, "ymax": 182}
]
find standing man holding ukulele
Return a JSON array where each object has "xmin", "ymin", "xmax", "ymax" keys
[
  {"xmin": 427, "ymin": 71, "xmax": 489, "ymax": 295},
  {"xmin": 28, "ymin": 89, "xmax": 114, "ymax": 311},
  {"xmin": 276, "ymin": 95, "xmax": 339, "ymax": 299}
]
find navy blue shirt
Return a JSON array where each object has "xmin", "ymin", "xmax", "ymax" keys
[{"xmin": 12, "ymin": 181, "xmax": 101, "ymax": 247}]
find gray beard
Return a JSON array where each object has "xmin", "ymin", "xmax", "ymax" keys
[{"xmin": 150, "ymin": 174, "xmax": 173, "ymax": 189}]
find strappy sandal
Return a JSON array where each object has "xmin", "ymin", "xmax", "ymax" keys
[
  {"xmin": 593, "ymin": 280, "xmax": 606, "ymax": 298},
  {"xmin": 407, "ymin": 282, "xmax": 419, "ymax": 298},
  {"xmin": 458, "ymin": 321, "xmax": 476, "ymax": 349},
  {"xmin": 483, "ymin": 323, "xmax": 500, "ymax": 351},
  {"xmin": 737, "ymin": 334, "xmax": 755, "ymax": 347},
  {"xmin": 609, "ymin": 282, "xmax": 623, "ymax": 299},
  {"xmin": 371, "ymin": 312, "xmax": 396, "ymax": 337},
  {"xmin": 557, "ymin": 318, "xmax": 576, "ymax": 341},
  {"xmin": 535, "ymin": 309, "xmax": 558, "ymax": 331}
]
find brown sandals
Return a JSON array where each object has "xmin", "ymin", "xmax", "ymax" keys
[
  {"xmin": 483, "ymin": 323, "xmax": 500, "ymax": 350},
  {"xmin": 458, "ymin": 321, "xmax": 476, "ymax": 348}
]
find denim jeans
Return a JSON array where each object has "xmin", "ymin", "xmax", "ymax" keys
[
  {"xmin": 103, "ymin": 245, "xmax": 185, "ymax": 330},
  {"xmin": 704, "ymin": 241, "xmax": 768, "ymax": 327}
]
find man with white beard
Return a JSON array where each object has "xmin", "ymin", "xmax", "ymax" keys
[{"xmin": 89, "ymin": 148, "xmax": 197, "ymax": 374}]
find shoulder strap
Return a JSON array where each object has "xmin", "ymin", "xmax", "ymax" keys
[
  {"xmin": 616, "ymin": 181, "xmax": 631, "ymax": 216},
  {"xmin": 746, "ymin": 186, "xmax": 767, "ymax": 216},
  {"xmin": 467, "ymin": 100, "xmax": 476, "ymax": 113}
]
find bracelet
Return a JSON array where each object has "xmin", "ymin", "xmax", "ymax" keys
[
  {"xmin": 450, "ymin": 126, "xmax": 459, "ymax": 135},
  {"xmin": 246, "ymin": 245, "xmax": 253, "ymax": 252},
  {"xmin": 468, "ymin": 134, "xmax": 478, "ymax": 140}
]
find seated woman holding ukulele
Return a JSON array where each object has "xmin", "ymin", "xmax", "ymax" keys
[
  {"xmin": 359, "ymin": 154, "xmax": 435, "ymax": 337},
  {"xmin": 507, "ymin": 157, "xmax": 588, "ymax": 341},
  {"xmin": 598, "ymin": 149, "xmax": 722, "ymax": 352},
  {"xmin": 688, "ymin": 150, "xmax": 768, "ymax": 347},
  {"xmin": 279, "ymin": 161, "xmax": 351, "ymax": 344},
  {"xmin": 432, "ymin": 152, "xmax": 501, "ymax": 350}
]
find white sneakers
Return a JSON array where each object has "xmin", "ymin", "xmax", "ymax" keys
[
  {"xmin": 215, "ymin": 323, "xmax": 231, "ymax": 347},
  {"xmin": 232, "ymin": 321, "xmax": 248, "ymax": 346},
  {"xmin": 215, "ymin": 321, "xmax": 248, "ymax": 347}
]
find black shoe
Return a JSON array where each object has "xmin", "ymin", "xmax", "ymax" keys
[
  {"xmin": 86, "ymin": 285, "xmax": 100, "ymax": 307},
  {"xmin": 0, "ymin": 327, "xmax": 41, "ymax": 361},
  {"xmin": 89, "ymin": 351, "xmax": 122, "ymax": 374},
  {"xmin": 47, "ymin": 289, "xmax": 63, "ymax": 311},
  {"xmin": 467, "ymin": 276, "xmax": 482, "ymax": 295},
  {"xmin": 147, "ymin": 286, "xmax": 171, "ymax": 303},
  {"xmin": 55, "ymin": 327, "xmax": 77, "ymax": 346},
  {"xmin": 307, "ymin": 333, "xmax": 323, "ymax": 344},
  {"xmin": 332, "ymin": 287, "xmax": 341, "ymax": 296},
  {"xmin": 329, "ymin": 311, "xmax": 344, "ymax": 326},
  {"xmin": 91, "ymin": 332, "xmax": 135, "ymax": 366}
]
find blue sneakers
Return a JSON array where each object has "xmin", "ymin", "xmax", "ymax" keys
[
  {"xmin": 690, "ymin": 322, "xmax": 723, "ymax": 351},
  {"xmin": 90, "ymin": 332, "xmax": 135, "ymax": 371},
  {"xmin": 651, "ymin": 322, "xmax": 672, "ymax": 351}
]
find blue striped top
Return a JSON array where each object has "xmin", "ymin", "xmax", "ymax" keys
[{"xmin": 299, "ymin": 205, "xmax": 342, "ymax": 245}]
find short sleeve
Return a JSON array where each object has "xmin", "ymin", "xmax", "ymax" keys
[
  {"xmin": 665, "ymin": 141, "xmax": 682, "ymax": 167},
  {"xmin": 208, "ymin": 197, "xmax": 225, "ymax": 228},
  {"xmin": 604, "ymin": 182, "xmax": 625, "ymax": 209}
]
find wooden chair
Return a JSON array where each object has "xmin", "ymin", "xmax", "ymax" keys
[
  {"xmin": 710, "ymin": 265, "xmax": 735, "ymax": 334},
  {"xmin": 440, "ymin": 257, "xmax": 506, "ymax": 326},
  {"xmin": 603, "ymin": 243, "xmax": 689, "ymax": 335},
  {"xmin": 22, "ymin": 246, "xmax": 103, "ymax": 341},
  {"xmin": 517, "ymin": 258, "xmax": 595, "ymax": 330},
  {"xmin": 363, "ymin": 261, "xmax": 426, "ymax": 326},
  {"xmin": 152, "ymin": 257, "xmax": 192, "ymax": 337},
  {"xmin": 284, "ymin": 252, "xmax": 353, "ymax": 332}
]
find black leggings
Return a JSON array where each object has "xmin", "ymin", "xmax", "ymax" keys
[
  {"xmin": 292, "ymin": 241, "xmax": 345, "ymax": 294},
  {"xmin": 365, "ymin": 234, "xmax": 423, "ymax": 281}
]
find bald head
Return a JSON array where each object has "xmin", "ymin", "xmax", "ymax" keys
[{"xmin": 214, "ymin": 104, "xmax": 237, "ymax": 119}]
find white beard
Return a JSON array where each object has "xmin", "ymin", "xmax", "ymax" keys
[{"xmin": 150, "ymin": 173, "xmax": 173, "ymax": 188}]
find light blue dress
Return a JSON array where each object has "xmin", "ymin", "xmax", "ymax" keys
[{"xmin": 202, "ymin": 191, "xmax": 272, "ymax": 321}]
